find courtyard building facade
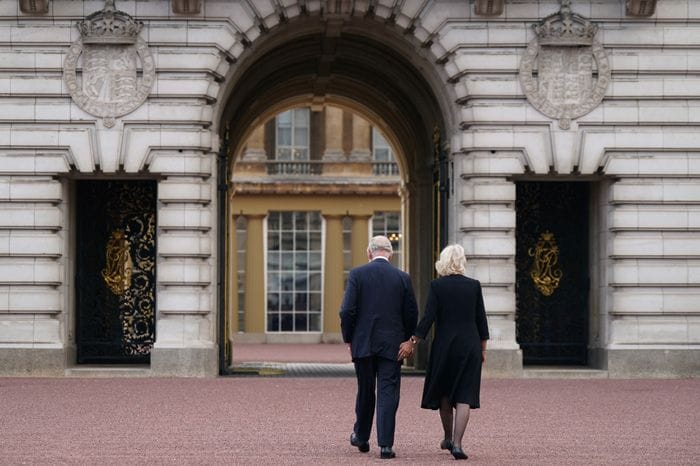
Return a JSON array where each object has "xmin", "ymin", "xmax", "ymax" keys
[{"xmin": 0, "ymin": 0, "xmax": 698, "ymax": 377}]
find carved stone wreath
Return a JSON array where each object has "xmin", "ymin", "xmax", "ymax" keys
[{"xmin": 64, "ymin": 38, "xmax": 155, "ymax": 128}]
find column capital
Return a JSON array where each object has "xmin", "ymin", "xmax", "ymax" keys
[
  {"xmin": 348, "ymin": 213, "xmax": 373, "ymax": 220},
  {"xmin": 233, "ymin": 212, "xmax": 267, "ymax": 220},
  {"xmin": 322, "ymin": 213, "xmax": 346, "ymax": 221}
]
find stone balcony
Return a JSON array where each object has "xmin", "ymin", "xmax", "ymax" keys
[{"xmin": 231, "ymin": 160, "xmax": 401, "ymax": 196}]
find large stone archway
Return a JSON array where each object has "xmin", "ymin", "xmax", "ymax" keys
[{"xmin": 215, "ymin": 14, "xmax": 458, "ymax": 370}]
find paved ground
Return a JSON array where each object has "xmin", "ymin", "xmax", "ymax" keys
[{"xmin": 1, "ymin": 377, "xmax": 698, "ymax": 465}]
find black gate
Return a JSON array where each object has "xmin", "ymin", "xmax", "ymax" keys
[
  {"xmin": 515, "ymin": 182, "xmax": 589, "ymax": 365},
  {"xmin": 76, "ymin": 180, "xmax": 156, "ymax": 364}
]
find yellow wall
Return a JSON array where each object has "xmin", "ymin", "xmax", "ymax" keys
[{"xmin": 229, "ymin": 193, "xmax": 400, "ymax": 342}]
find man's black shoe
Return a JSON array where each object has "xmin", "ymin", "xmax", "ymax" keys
[
  {"xmin": 380, "ymin": 447, "xmax": 396, "ymax": 459},
  {"xmin": 350, "ymin": 432, "xmax": 369, "ymax": 452}
]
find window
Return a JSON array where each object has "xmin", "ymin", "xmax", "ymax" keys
[
  {"xmin": 372, "ymin": 127, "xmax": 392, "ymax": 162},
  {"xmin": 276, "ymin": 108, "xmax": 310, "ymax": 161},
  {"xmin": 266, "ymin": 211, "xmax": 323, "ymax": 332},
  {"xmin": 372, "ymin": 127, "xmax": 399, "ymax": 175},
  {"xmin": 372, "ymin": 211, "xmax": 402, "ymax": 268}
]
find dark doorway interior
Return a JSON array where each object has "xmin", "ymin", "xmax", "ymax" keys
[
  {"xmin": 516, "ymin": 182, "xmax": 590, "ymax": 365},
  {"xmin": 75, "ymin": 180, "xmax": 157, "ymax": 364}
]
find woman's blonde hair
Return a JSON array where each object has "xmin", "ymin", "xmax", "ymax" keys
[{"xmin": 435, "ymin": 244, "xmax": 467, "ymax": 277}]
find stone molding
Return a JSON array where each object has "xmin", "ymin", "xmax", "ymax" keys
[
  {"xmin": 625, "ymin": 0, "xmax": 657, "ymax": 17},
  {"xmin": 19, "ymin": 0, "xmax": 49, "ymax": 14},
  {"xmin": 171, "ymin": 0, "xmax": 202, "ymax": 15},
  {"xmin": 474, "ymin": 0, "xmax": 504, "ymax": 17}
]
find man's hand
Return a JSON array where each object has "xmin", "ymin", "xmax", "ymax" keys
[{"xmin": 397, "ymin": 340, "xmax": 414, "ymax": 360}]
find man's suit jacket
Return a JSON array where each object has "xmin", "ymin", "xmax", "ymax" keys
[{"xmin": 339, "ymin": 258, "xmax": 418, "ymax": 361}]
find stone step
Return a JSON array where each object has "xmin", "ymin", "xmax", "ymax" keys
[
  {"xmin": 65, "ymin": 365, "xmax": 152, "ymax": 378},
  {"xmin": 231, "ymin": 362, "xmax": 355, "ymax": 377},
  {"xmin": 523, "ymin": 366, "xmax": 609, "ymax": 379}
]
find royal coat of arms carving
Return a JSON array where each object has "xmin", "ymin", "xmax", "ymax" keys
[
  {"xmin": 63, "ymin": 0, "xmax": 154, "ymax": 128},
  {"xmin": 519, "ymin": 0, "xmax": 610, "ymax": 129}
]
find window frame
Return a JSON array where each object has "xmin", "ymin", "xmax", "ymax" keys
[
  {"xmin": 264, "ymin": 211, "xmax": 324, "ymax": 334},
  {"xmin": 275, "ymin": 108, "xmax": 311, "ymax": 162}
]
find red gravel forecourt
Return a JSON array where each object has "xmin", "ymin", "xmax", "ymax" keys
[{"xmin": 0, "ymin": 377, "xmax": 698, "ymax": 465}]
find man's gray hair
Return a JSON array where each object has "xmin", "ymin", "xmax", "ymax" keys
[{"xmin": 368, "ymin": 235, "xmax": 393, "ymax": 255}]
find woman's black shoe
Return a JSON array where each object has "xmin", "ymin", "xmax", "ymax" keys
[
  {"xmin": 451, "ymin": 447, "xmax": 468, "ymax": 460},
  {"xmin": 440, "ymin": 439, "xmax": 454, "ymax": 451}
]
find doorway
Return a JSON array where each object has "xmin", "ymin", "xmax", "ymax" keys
[
  {"xmin": 216, "ymin": 18, "xmax": 456, "ymax": 371},
  {"xmin": 75, "ymin": 180, "xmax": 157, "ymax": 364},
  {"xmin": 515, "ymin": 182, "xmax": 590, "ymax": 365}
]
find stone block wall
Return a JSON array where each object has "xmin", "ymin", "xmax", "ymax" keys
[{"xmin": 0, "ymin": 0, "xmax": 698, "ymax": 376}]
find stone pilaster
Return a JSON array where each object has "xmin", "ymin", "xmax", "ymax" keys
[
  {"xmin": 241, "ymin": 125, "xmax": 267, "ymax": 162},
  {"xmin": 323, "ymin": 107, "xmax": 345, "ymax": 161},
  {"xmin": 244, "ymin": 214, "xmax": 266, "ymax": 334},
  {"xmin": 350, "ymin": 114, "xmax": 371, "ymax": 161},
  {"xmin": 350, "ymin": 214, "xmax": 372, "ymax": 267},
  {"xmin": 322, "ymin": 214, "xmax": 344, "ymax": 342},
  {"xmin": 456, "ymin": 151, "xmax": 523, "ymax": 376}
]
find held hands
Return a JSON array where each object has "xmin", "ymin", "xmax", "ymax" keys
[{"xmin": 397, "ymin": 340, "xmax": 414, "ymax": 360}]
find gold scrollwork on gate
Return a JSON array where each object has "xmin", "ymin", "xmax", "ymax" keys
[
  {"xmin": 528, "ymin": 231, "xmax": 562, "ymax": 296},
  {"xmin": 101, "ymin": 230, "xmax": 133, "ymax": 295}
]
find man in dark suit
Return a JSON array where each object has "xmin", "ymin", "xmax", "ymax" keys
[{"xmin": 340, "ymin": 235, "xmax": 418, "ymax": 459}]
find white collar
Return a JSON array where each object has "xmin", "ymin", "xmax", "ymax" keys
[{"xmin": 372, "ymin": 256, "xmax": 390, "ymax": 262}]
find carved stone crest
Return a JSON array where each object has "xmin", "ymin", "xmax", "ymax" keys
[
  {"xmin": 519, "ymin": 0, "xmax": 610, "ymax": 129},
  {"xmin": 63, "ymin": 0, "xmax": 154, "ymax": 128}
]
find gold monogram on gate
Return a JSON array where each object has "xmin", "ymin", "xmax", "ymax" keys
[
  {"xmin": 102, "ymin": 230, "xmax": 133, "ymax": 295},
  {"xmin": 528, "ymin": 231, "xmax": 562, "ymax": 296}
]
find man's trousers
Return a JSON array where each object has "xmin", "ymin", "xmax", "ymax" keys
[{"xmin": 353, "ymin": 355, "xmax": 402, "ymax": 448}]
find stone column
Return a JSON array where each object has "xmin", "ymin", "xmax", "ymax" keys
[
  {"xmin": 350, "ymin": 114, "xmax": 371, "ymax": 161},
  {"xmin": 323, "ymin": 214, "xmax": 344, "ymax": 341},
  {"xmin": 241, "ymin": 125, "xmax": 267, "ymax": 161},
  {"xmin": 351, "ymin": 214, "xmax": 372, "ymax": 267},
  {"xmin": 244, "ymin": 214, "xmax": 266, "ymax": 334},
  {"xmin": 323, "ymin": 107, "xmax": 345, "ymax": 161}
]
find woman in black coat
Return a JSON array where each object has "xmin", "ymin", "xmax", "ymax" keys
[{"xmin": 399, "ymin": 244, "xmax": 489, "ymax": 460}]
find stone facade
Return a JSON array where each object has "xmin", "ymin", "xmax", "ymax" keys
[{"xmin": 0, "ymin": 0, "xmax": 698, "ymax": 377}]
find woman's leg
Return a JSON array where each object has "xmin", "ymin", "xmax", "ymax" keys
[
  {"xmin": 438, "ymin": 396, "xmax": 453, "ymax": 448},
  {"xmin": 452, "ymin": 403, "xmax": 471, "ymax": 450}
]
